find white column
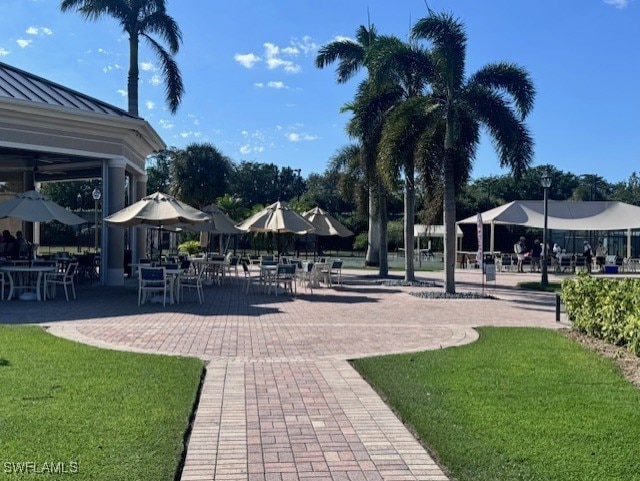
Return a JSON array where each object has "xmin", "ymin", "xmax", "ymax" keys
[
  {"xmin": 133, "ymin": 175, "xmax": 148, "ymax": 266},
  {"xmin": 104, "ymin": 157, "xmax": 127, "ymax": 286}
]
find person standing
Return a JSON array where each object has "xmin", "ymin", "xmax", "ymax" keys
[
  {"xmin": 595, "ymin": 242, "xmax": 607, "ymax": 272},
  {"xmin": 514, "ymin": 236, "xmax": 527, "ymax": 273},
  {"xmin": 531, "ymin": 239, "xmax": 542, "ymax": 273},
  {"xmin": 583, "ymin": 240, "xmax": 593, "ymax": 273}
]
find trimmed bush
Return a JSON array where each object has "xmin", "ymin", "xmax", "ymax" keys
[
  {"xmin": 178, "ymin": 240, "xmax": 201, "ymax": 254},
  {"xmin": 562, "ymin": 272, "xmax": 640, "ymax": 354}
]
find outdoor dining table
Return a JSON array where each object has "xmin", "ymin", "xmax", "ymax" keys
[{"xmin": 0, "ymin": 264, "xmax": 57, "ymax": 301}]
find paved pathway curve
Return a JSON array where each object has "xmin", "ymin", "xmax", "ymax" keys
[{"xmin": 4, "ymin": 268, "xmax": 569, "ymax": 481}]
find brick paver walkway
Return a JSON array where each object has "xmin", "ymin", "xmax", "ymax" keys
[{"xmin": 2, "ymin": 268, "xmax": 570, "ymax": 481}]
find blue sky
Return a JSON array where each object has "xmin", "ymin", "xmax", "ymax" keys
[{"xmin": 0, "ymin": 0, "xmax": 638, "ymax": 182}]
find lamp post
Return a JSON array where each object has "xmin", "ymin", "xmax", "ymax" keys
[
  {"xmin": 92, "ymin": 187, "xmax": 101, "ymax": 253},
  {"xmin": 293, "ymin": 168, "xmax": 302, "ymax": 202},
  {"xmin": 541, "ymin": 171, "xmax": 552, "ymax": 286}
]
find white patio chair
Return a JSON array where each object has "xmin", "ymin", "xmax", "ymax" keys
[
  {"xmin": 329, "ymin": 260, "xmax": 343, "ymax": 285},
  {"xmin": 296, "ymin": 262, "xmax": 314, "ymax": 294},
  {"xmin": 138, "ymin": 266, "xmax": 169, "ymax": 306},
  {"xmin": 44, "ymin": 261, "xmax": 78, "ymax": 301},
  {"xmin": 180, "ymin": 267, "xmax": 205, "ymax": 304}
]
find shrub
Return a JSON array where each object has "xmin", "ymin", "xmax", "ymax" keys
[
  {"xmin": 178, "ymin": 240, "xmax": 201, "ymax": 255},
  {"xmin": 562, "ymin": 273, "xmax": 640, "ymax": 354}
]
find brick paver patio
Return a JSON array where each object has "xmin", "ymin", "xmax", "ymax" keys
[{"xmin": 2, "ymin": 267, "xmax": 570, "ymax": 481}]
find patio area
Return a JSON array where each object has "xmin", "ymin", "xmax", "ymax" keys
[{"xmin": 3, "ymin": 268, "xmax": 574, "ymax": 481}]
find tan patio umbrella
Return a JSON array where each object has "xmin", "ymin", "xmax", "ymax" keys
[
  {"xmin": 184, "ymin": 204, "xmax": 241, "ymax": 253},
  {"xmin": 302, "ymin": 207, "xmax": 353, "ymax": 237},
  {"xmin": 0, "ymin": 190, "xmax": 86, "ymax": 225},
  {"xmin": 104, "ymin": 191, "xmax": 210, "ymax": 259},
  {"xmin": 185, "ymin": 204, "xmax": 241, "ymax": 234},
  {"xmin": 236, "ymin": 201, "xmax": 315, "ymax": 234},
  {"xmin": 236, "ymin": 201, "xmax": 315, "ymax": 257}
]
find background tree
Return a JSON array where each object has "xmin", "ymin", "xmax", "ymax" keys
[
  {"xmin": 170, "ymin": 143, "xmax": 234, "ymax": 208},
  {"xmin": 60, "ymin": 0, "xmax": 184, "ymax": 116},
  {"xmin": 146, "ymin": 148, "xmax": 174, "ymax": 194}
]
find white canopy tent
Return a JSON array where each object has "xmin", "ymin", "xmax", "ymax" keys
[
  {"xmin": 411, "ymin": 225, "xmax": 464, "ymax": 265},
  {"xmin": 457, "ymin": 200, "xmax": 640, "ymax": 257}
]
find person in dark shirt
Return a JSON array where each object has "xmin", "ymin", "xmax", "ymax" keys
[{"xmin": 530, "ymin": 239, "xmax": 542, "ymax": 273}]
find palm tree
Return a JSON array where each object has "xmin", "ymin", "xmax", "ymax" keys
[
  {"xmin": 410, "ymin": 11, "xmax": 535, "ymax": 293},
  {"xmin": 316, "ymin": 25, "xmax": 389, "ymax": 275},
  {"xmin": 60, "ymin": 0, "xmax": 184, "ymax": 116},
  {"xmin": 367, "ymin": 35, "xmax": 434, "ymax": 281}
]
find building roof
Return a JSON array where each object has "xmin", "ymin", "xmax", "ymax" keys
[{"xmin": 0, "ymin": 61, "xmax": 137, "ymax": 119}]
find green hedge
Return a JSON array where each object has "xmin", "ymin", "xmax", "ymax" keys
[{"xmin": 562, "ymin": 272, "xmax": 640, "ymax": 355}]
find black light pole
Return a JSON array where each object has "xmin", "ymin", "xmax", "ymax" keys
[
  {"xmin": 541, "ymin": 171, "xmax": 552, "ymax": 286},
  {"xmin": 294, "ymin": 168, "xmax": 302, "ymax": 202},
  {"xmin": 92, "ymin": 187, "xmax": 101, "ymax": 253}
]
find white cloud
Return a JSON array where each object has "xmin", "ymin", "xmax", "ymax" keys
[
  {"xmin": 254, "ymin": 82, "xmax": 264, "ymax": 88},
  {"xmin": 26, "ymin": 26, "xmax": 52, "ymax": 36},
  {"xmin": 263, "ymin": 42, "xmax": 301, "ymax": 73},
  {"xmin": 603, "ymin": 0, "xmax": 629, "ymax": 7},
  {"xmin": 179, "ymin": 131, "xmax": 201, "ymax": 139},
  {"xmin": 267, "ymin": 81, "xmax": 287, "ymax": 89},
  {"xmin": 16, "ymin": 39, "xmax": 32, "ymax": 48},
  {"xmin": 240, "ymin": 145, "xmax": 252, "ymax": 155},
  {"xmin": 293, "ymin": 36, "xmax": 318, "ymax": 54},
  {"xmin": 286, "ymin": 131, "xmax": 319, "ymax": 142},
  {"xmin": 140, "ymin": 62, "xmax": 154, "ymax": 71},
  {"xmin": 102, "ymin": 64, "xmax": 121, "ymax": 73},
  {"xmin": 145, "ymin": 101, "xmax": 155, "ymax": 110},
  {"xmin": 159, "ymin": 119, "xmax": 174, "ymax": 129},
  {"xmin": 116, "ymin": 89, "xmax": 127, "ymax": 97},
  {"xmin": 149, "ymin": 74, "xmax": 161, "ymax": 86},
  {"xmin": 332, "ymin": 35, "xmax": 352, "ymax": 42},
  {"xmin": 0, "ymin": 48, "xmax": 10, "ymax": 57},
  {"xmin": 234, "ymin": 52, "xmax": 261, "ymax": 68}
]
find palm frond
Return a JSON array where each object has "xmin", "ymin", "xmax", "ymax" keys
[
  {"xmin": 367, "ymin": 36, "xmax": 434, "ymax": 97},
  {"xmin": 468, "ymin": 62, "xmax": 535, "ymax": 118},
  {"xmin": 465, "ymin": 86, "xmax": 533, "ymax": 178},
  {"xmin": 411, "ymin": 12, "xmax": 466, "ymax": 90},
  {"xmin": 355, "ymin": 24, "xmax": 378, "ymax": 48},
  {"xmin": 141, "ymin": 11, "xmax": 183, "ymax": 54},
  {"xmin": 142, "ymin": 34, "xmax": 184, "ymax": 114},
  {"xmin": 315, "ymin": 41, "xmax": 365, "ymax": 83}
]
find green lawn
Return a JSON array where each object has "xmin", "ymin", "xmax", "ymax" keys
[
  {"xmin": 352, "ymin": 327, "xmax": 640, "ymax": 481},
  {"xmin": 0, "ymin": 326, "xmax": 204, "ymax": 480}
]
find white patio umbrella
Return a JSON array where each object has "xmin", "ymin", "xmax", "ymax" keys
[
  {"xmin": 104, "ymin": 191, "xmax": 210, "ymax": 259},
  {"xmin": 0, "ymin": 190, "xmax": 86, "ymax": 225},
  {"xmin": 104, "ymin": 192, "xmax": 210, "ymax": 227},
  {"xmin": 236, "ymin": 201, "xmax": 315, "ymax": 257},
  {"xmin": 302, "ymin": 206, "xmax": 353, "ymax": 259},
  {"xmin": 185, "ymin": 204, "xmax": 241, "ymax": 234},
  {"xmin": 236, "ymin": 201, "xmax": 315, "ymax": 234},
  {"xmin": 186, "ymin": 204, "xmax": 241, "ymax": 254},
  {"xmin": 302, "ymin": 207, "xmax": 353, "ymax": 237}
]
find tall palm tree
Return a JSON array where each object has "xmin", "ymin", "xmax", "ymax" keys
[
  {"xmin": 60, "ymin": 0, "xmax": 184, "ymax": 116},
  {"xmin": 367, "ymin": 35, "xmax": 433, "ymax": 281},
  {"xmin": 410, "ymin": 12, "xmax": 535, "ymax": 293},
  {"xmin": 316, "ymin": 25, "xmax": 389, "ymax": 275}
]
